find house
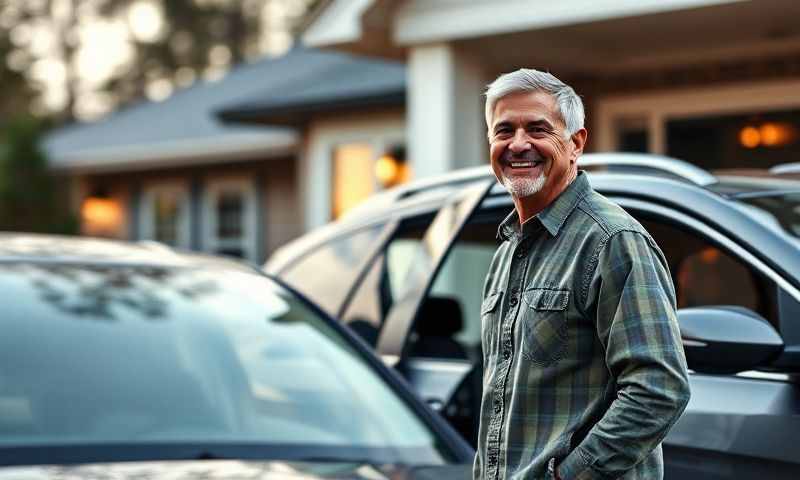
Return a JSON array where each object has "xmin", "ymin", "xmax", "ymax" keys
[
  {"xmin": 44, "ymin": 47, "xmax": 404, "ymax": 263},
  {"xmin": 218, "ymin": 0, "xmax": 800, "ymax": 231},
  {"xmin": 49, "ymin": 0, "xmax": 800, "ymax": 258}
]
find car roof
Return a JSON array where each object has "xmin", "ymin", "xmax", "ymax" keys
[
  {"xmin": 711, "ymin": 170, "xmax": 800, "ymax": 197},
  {"xmin": 0, "ymin": 233, "xmax": 256, "ymax": 272},
  {"xmin": 340, "ymin": 152, "xmax": 723, "ymax": 220},
  {"xmin": 342, "ymin": 153, "xmax": 800, "ymax": 221},
  {"xmin": 267, "ymin": 152, "xmax": 800, "ymax": 277}
]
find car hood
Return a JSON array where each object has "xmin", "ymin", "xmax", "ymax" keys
[{"xmin": 0, "ymin": 460, "xmax": 471, "ymax": 479}]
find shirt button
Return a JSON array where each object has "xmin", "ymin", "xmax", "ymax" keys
[
  {"xmin": 516, "ymin": 250, "xmax": 526, "ymax": 259},
  {"xmin": 509, "ymin": 297, "xmax": 518, "ymax": 307},
  {"xmin": 503, "ymin": 349, "xmax": 511, "ymax": 359},
  {"xmin": 494, "ymin": 403, "xmax": 501, "ymax": 413}
]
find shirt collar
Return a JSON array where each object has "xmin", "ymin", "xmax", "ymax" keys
[{"xmin": 497, "ymin": 170, "xmax": 592, "ymax": 242}]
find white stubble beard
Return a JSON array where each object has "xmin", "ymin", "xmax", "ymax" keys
[{"xmin": 502, "ymin": 173, "xmax": 547, "ymax": 198}]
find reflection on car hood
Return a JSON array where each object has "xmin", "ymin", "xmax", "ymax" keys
[{"xmin": 0, "ymin": 460, "xmax": 471, "ymax": 480}]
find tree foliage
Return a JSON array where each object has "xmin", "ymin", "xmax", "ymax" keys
[
  {"xmin": 0, "ymin": 115, "xmax": 77, "ymax": 233},
  {"xmin": 0, "ymin": 0, "xmax": 315, "ymax": 234},
  {"xmin": 0, "ymin": 0, "xmax": 314, "ymax": 124}
]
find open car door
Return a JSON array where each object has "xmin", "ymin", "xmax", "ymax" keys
[{"xmin": 375, "ymin": 179, "xmax": 495, "ymax": 444}]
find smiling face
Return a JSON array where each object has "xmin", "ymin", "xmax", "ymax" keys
[{"xmin": 489, "ymin": 90, "xmax": 586, "ymax": 222}]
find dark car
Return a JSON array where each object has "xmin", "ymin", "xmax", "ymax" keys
[
  {"xmin": 0, "ymin": 234, "xmax": 473, "ymax": 478},
  {"xmin": 266, "ymin": 153, "xmax": 800, "ymax": 479}
]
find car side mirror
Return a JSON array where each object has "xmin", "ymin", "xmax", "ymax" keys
[{"xmin": 677, "ymin": 307, "xmax": 784, "ymax": 374}]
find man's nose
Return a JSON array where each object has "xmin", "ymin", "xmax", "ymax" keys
[{"xmin": 508, "ymin": 129, "xmax": 531, "ymax": 153}]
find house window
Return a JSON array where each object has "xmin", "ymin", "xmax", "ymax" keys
[
  {"xmin": 667, "ymin": 109, "xmax": 800, "ymax": 170},
  {"xmin": 615, "ymin": 117, "xmax": 649, "ymax": 153},
  {"xmin": 595, "ymin": 78, "xmax": 800, "ymax": 160},
  {"xmin": 155, "ymin": 195, "xmax": 180, "ymax": 244},
  {"xmin": 203, "ymin": 178, "xmax": 257, "ymax": 262},
  {"xmin": 330, "ymin": 143, "xmax": 409, "ymax": 220},
  {"xmin": 331, "ymin": 143, "xmax": 376, "ymax": 219},
  {"xmin": 140, "ymin": 182, "xmax": 190, "ymax": 249},
  {"xmin": 217, "ymin": 191, "xmax": 243, "ymax": 238}
]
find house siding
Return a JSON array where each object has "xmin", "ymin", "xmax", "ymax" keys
[{"xmin": 81, "ymin": 156, "xmax": 300, "ymax": 264}]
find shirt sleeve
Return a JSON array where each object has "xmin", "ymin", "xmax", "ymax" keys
[{"xmin": 557, "ymin": 230, "xmax": 691, "ymax": 479}]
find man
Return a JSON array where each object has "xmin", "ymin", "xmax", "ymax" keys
[{"xmin": 474, "ymin": 69, "xmax": 691, "ymax": 480}]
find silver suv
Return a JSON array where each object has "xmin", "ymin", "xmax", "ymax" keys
[{"xmin": 267, "ymin": 153, "xmax": 800, "ymax": 479}]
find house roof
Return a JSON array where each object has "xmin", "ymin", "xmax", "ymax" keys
[
  {"xmin": 216, "ymin": 49, "xmax": 405, "ymax": 126},
  {"xmin": 44, "ymin": 47, "xmax": 404, "ymax": 173}
]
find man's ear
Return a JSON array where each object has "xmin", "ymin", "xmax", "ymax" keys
[{"xmin": 569, "ymin": 128, "xmax": 588, "ymax": 163}]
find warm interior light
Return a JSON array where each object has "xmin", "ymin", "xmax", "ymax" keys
[
  {"xmin": 760, "ymin": 123, "xmax": 781, "ymax": 146},
  {"xmin": 331, "ymin": 144, "xmax": 375, "ymax": 219},
  {"xmin": 739, "ymin": 126, "xmax": 761, "ymax": 149},
  {"xmin": 82, "ymin": 196, "xmax": 123, "ymax": 234},
  {"xmin": 739, "ymin": 122, "xmax": 797, "ymax": 149},
  {"xmin": 375, "ymin": 154, "xmax": 400, "ymax": 187},
  {"xmin": 700, "ymin": 247, "xmax": 720, "ymax": 264},
  {"xmin": 760, "ymin": 122, "xmax": 796, "ymax": 147}
]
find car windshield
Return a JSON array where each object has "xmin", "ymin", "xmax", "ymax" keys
[{"xmin": 0, "ymin": 262, "xmax": 448, "ymax": 465}]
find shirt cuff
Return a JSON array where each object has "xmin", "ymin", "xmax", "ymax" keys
[{"xmin": 557, "ymin": 447, "xmax": 605, "ymax": 480}]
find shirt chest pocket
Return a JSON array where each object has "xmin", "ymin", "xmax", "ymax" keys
[
  {"xmin": 481, "ymin": 291, "xmax": 503, "ymax": 359},
  {"xmin": 520, "ymin": 288, "xmax": 569, "ymax": 366}
]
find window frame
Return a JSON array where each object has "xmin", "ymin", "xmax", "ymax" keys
[
  {"xmin": 304, "ymin": 114, "xmax": 406, "ymax": 230},
  {"xmin": 278, "ymin": 221, "xmax": 392, "ymax": 317},
  {"xmin": 337, "ymin": 214, "xmax": 436, "ymax": 343},
  {"xmin": 403, "ymin": 214, "xmax": 503, "ymax": 362},
  {"xmin": 139, "ymin": 181, "xmax": 191, "ymax": 249},
  {"xmin": 594, "ymin": 78, "xmax": 800, "ymax": 154},
  {"xmin": 202, "ymin": 177, "xmax": 258, "ymax": 263},
  {"xmin": 612, "ymin": 196, "xmax": 799, "ymax": 333},
  {"xmin": 375, "ymin": 181, "xmax": 495, "ymax": 362}
]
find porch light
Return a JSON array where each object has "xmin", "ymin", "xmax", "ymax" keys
[
  {"xmin": 375, "ymin": 154, "xmax": 400, "ymax": 186},
  {"xmin": 374, "ymin": 146, "xmax": 409, "ymax": 188},
  {"xmin": 738, "ymin": 122, "xmax": 797, "ymax": 149},
  {"xmin": 760, "ymin": 122, "xmax": 796, "ymax": 147},
  {"xmin": 81, "ymin": 191, "xmax": 123, "ymax": 235},
  {"xmin": 739, "ymin": 126, "xmax": 760, "ymax": 149}
]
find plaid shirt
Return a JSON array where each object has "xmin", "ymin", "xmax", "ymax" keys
[{"xmin": 474, "ymin": 172, "xmax": 690, "ymax": 479}]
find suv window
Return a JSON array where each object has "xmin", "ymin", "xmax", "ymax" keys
[
  {"xmin": 405, "ymin": 220, "xmax": 499, "ymax": 363},
  {"xmin": 397, "ymin": 204, "xmax": 780, "ymax": 361},
  {"xmin": 397, "ymin": 211, "xmax": 502, "ymax": 447},
  {"xmin": 340, "ymin": 216, "xmax": 434, "ymax": 345},
  {"xmin": 638, "ymin": 216, "xmax": 778, "ymax": 326},
  {"xmin": 281, "ymin": 224, "xmax": 384, "ymax": 316}
]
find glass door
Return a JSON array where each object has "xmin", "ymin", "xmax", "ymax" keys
[
  {"xmin": 139, "ymin": 182, "xmax": 190, "ymax": 249},
  {"xmin": 203, "ymin": 178, "xmax": 257, "ymax": 262}
]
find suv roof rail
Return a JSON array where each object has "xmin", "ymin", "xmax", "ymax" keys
[
  {"xmin": 578, "ymin": 153, "xmax": 718, "ymax": 186},
  {"xmin": 397, "ymin": 165, "xmax": 491, "ymax": 198},
  {"xmin": 351, "ymin": 153, "xmax": 715, "ymax": 216},
  {"xmin": 769, "ymin": 163, "xmax": 800, "ymax": 175},
  {"xmin": 136, "ymin": 240, "xmax": 176, "ymax": 254}
]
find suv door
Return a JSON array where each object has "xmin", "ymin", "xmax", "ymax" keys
[
  {"xmin": 611, "ymin": 196, "xmax": 800, "ymax": 480},
  {"xmin": 382, "ymin": 181, "xmax": 800, "ymax": 479},
  {"xmin": 359, "ymin": 181, "xmax": 495, "ymax": 437},
  {"xmin": 377, "ymin": 187, "xmax": 511, "ymax": 445}
]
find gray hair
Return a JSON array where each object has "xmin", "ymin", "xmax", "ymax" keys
[{"xmin": 484, "ymin": 69, "xmax": 584, "ymax": 138}]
